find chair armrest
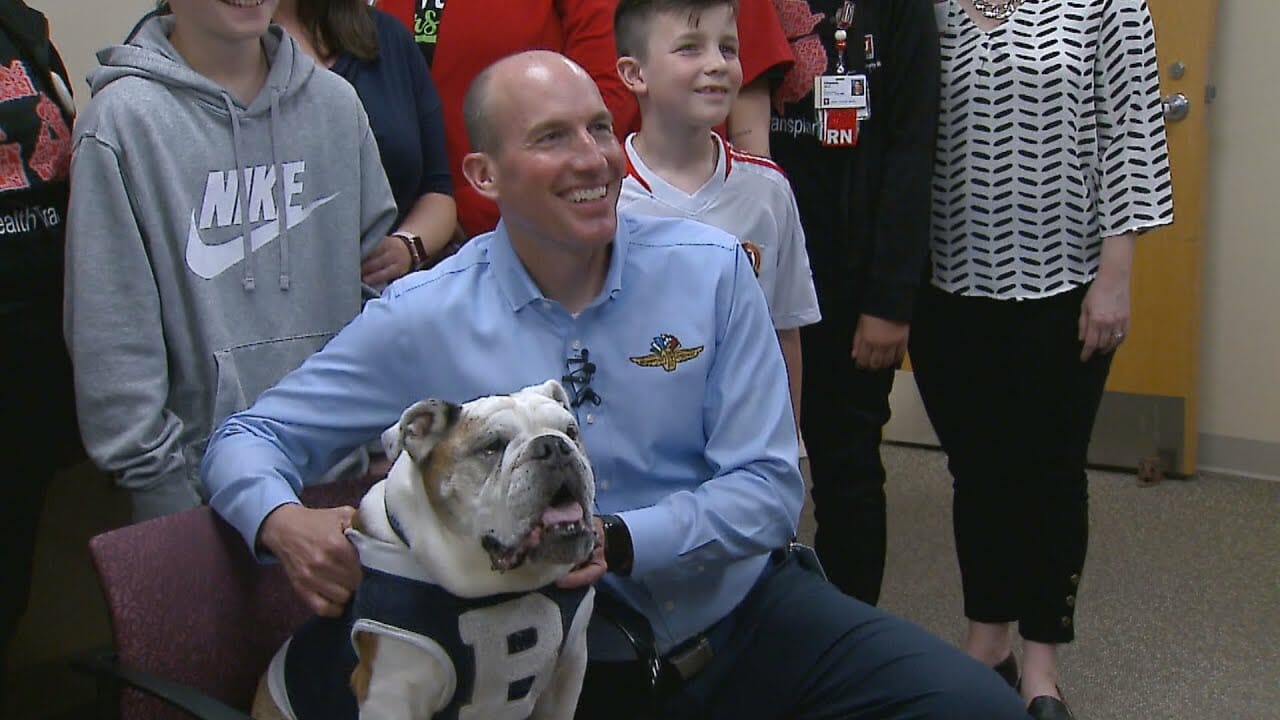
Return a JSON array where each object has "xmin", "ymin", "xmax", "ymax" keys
[{"xmin": 70, "ymin": 647, "xmax": 253, "ymax": 720}]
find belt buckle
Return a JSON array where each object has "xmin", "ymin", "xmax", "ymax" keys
[{"xmin": 666, "ymin": 634, "xmax": 713, "ymax": 680}]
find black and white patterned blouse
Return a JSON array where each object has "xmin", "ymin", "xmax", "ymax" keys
[{"xmin": 930, "ymin": 0, "xmax": 1174, "ymax": 299}]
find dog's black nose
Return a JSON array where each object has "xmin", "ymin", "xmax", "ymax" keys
[{"xmin": 531, "ymin": 434, "xmax": 572, "ymax": 461}]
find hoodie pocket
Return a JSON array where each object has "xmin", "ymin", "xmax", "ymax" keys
[
  {"xmin": 184, "ymin": 332, "xmax": 337, "ymax": 488},
  {"xmin": 210, "ymin": 332, "xmax": 336, "ymax": 423}
]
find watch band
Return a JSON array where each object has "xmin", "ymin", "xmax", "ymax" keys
[
  {"xmin": 392, "ymin": 230, "xmax": 427, "ymax": 270},
  {"xmin": 601, "ymin": 514, "xmax": 634, "ymax": 576}
]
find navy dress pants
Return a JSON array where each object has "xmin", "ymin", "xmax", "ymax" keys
[{"xmin": 576, "ymin": 552, "xmax": 1028, "ymax": 720}]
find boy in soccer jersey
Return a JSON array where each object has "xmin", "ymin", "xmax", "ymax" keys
[{"xmin": 614, "ymin": 0, "xmax": 820, "ymax": 428}]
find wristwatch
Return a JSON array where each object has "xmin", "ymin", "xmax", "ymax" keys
[
  {"xmin": 600, "ymin": 514, "xmax": 634, "ymax": 576},
  {"xmin": 392, "ymin": 230, "xmax": 427, "ymax": 270}
]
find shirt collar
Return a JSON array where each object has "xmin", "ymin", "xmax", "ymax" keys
[
  {"xmin": 487, "ymin": 217, "xmax": 630, "ymax": 313},
  {"xmin": 623, "ymin": 132, "xmax": 730, "ymax": 207}
]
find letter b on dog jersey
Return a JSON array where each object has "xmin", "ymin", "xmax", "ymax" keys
[{"xmin": 457, "ymin": 594, "xmax": 562, "ymax": 720}]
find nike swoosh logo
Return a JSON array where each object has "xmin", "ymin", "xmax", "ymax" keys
[{"xmin": 185, "ymin": 193, "xmax": 339, "ymax": 280}]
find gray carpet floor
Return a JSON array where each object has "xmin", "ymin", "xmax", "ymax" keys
[{"xmin": 798, "ymin": 444, "xmax": 1280, "ymax": 720}]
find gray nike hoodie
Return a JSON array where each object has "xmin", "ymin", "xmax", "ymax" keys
[{"xmin": 64, "ymin": 14, "xmax": 397, "ymax": 520}]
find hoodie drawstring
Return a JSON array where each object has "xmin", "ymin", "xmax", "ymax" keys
[
  {"xmin": 269, "ymin": 88, "xmax": 290, "ymax": 291},
  {"xmin": 223, "ymin": 92, "xmax": 256, "ymax": 292}
]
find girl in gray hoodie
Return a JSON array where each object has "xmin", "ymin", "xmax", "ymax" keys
[{"xmin": 64, "ymin": 0, "xmax": 397, "ymax": 521}]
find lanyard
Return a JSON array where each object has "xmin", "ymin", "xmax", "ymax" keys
[{"xmin": 833, "ymin": 1, "xmax": 856, "ymax": 74}]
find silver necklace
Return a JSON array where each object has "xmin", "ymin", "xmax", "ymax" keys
[{"xmin": 971, "ymin": 0, "xmax": 1024, "ymax": 20}]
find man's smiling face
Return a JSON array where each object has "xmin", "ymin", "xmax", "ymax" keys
[{"xmin": 481, "ymin": 56, "xmax": 625, "ymax": 258}]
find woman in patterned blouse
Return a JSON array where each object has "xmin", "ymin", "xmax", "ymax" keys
[{"xmin": 909, "ymin": 1, "xmax": 1173, "ymax": 718}]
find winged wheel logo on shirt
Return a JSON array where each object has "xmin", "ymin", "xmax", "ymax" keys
[{"xmin": 629, "ymin": 334, "xmax": 704, "ymax": 372}]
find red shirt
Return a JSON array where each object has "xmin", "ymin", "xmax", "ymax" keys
[
  {"xmin": 381, "ymin": 0, "xmax": 792, "ymax": 237},
  {"xmin": 737, "ymin": 0, "xmax": 794, "ymax": 87}
]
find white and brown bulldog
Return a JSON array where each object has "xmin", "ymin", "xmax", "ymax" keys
[{"xmin": 252, "ymin": 380, "xmax": 597, "ymax": 720}]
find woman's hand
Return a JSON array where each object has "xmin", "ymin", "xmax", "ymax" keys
[
  {"xmin": 1078, "ymin": 233, "xmax": 1136, "ymax": 361},
  {"xmin": 361, "ymin": 235, "xmax": 415, "ymax": 286}
]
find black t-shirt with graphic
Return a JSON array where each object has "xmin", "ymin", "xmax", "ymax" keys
[
  {"xmin": 412, "ymin": 0, "xmax": 446, "ymax": 67},
  {"xmin": 0, "ymin": 1, "xmax": 73, "ymax": 308}
]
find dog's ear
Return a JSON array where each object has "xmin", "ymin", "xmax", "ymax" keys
[
  {"xmin": 379, "ymin": 421, "xmax": 403, "ymax": 459},
  {"xmin": 529, "ymin": 379, "xmax": 574, "ymax": 413},
  {"xmin": 396, "ymin": 399, "xmax": 462, "ymax": 463}
]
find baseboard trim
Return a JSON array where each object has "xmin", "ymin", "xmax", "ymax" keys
[{"xmin": 1197, "ymin": 433, "xmax": 1280, "ymax": 482}]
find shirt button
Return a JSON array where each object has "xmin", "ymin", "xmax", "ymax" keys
[
  {"xmin": 541, "ymin": 301, "xmax": 552, "ymax": 310},
  {"xmin": 664, "ymin": 601, "xmax": 675, "ymax": 612},
  {"xmin": 572, "ymin": 339, "xmax": 582, "ymax": 350},
  {"xmin": 586, "ymin": 413, "xmax": 595, "ymax": 424},
  {"xmin": 599, "ymin": 480, "xmax": 610, "ymax": 490}
]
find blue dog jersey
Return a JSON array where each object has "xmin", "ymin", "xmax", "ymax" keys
[{"xmin": 276, "ymin": 534, "xmax": 591, "ymax": 720}]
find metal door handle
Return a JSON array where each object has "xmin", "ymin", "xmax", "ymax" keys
[{"xmin": 1163, "ymin": 93, "xmax": 1190, "ymax": 122}]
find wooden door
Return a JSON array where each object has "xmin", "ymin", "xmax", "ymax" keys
[
  {"xmin": 887, "ymin": 0, "xmax": 1220, "ymax": 477},
  {"xmin": 1091, "ymin": 0, "xmax": 1218, "ymax": 476}
]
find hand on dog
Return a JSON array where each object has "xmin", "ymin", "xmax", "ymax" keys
[
  {"xmin": 556, "ymin": 516, "xmax": 607, "ymax": 589},
  {"xmin": 259, "ymin": 504, "xmax": 362, "ymax": 617}
]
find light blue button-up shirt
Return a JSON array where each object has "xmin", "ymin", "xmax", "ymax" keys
[{"xmin": 203, "ymin": 212, "xmax": 804, "ymax": 653}]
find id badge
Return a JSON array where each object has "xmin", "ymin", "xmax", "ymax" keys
[
  {"xmin": 814, "ymin": 73, "xmax": 868, "ymax": 147},
  {"xmin": 814, "ymin": 74, "xmax": 867, "ymax": 110},
  {"xmin": 814, "ymin": 73, "xmax": 871, "ymax": 120},
  {"xmin": 817, "ymin": 107, "xmax": 860, "ymax": 147}
]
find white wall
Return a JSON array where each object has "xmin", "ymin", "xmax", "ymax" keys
[
  {"xmin": 1198, "ymin": 0, "xmax": 1280, "ymax": 477},
  {"xmin": 35, "ymin": 0, "xmax": 153, "ymax": 105}
]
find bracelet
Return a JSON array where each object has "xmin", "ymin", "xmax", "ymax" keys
[{"xmin": 392, "ymin": 230, "xmax": 427, "ymax": 270}]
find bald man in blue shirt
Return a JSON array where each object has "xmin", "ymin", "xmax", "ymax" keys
[{"xmin": 203, "ymin": 50, "xmax": 1025, "ymax": 720}]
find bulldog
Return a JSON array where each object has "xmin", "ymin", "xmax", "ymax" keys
[{"xmin": 252, "ymin": 380, "xmax": 598, "ymax": 720}]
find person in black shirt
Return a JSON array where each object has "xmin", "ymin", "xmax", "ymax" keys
[
  {"xmin": 768, "ymin": 0, "xmax": 939, "ymax": 606},
  {"xmin": 0, "ymin": 0, "xmax": 77, "ymax": 686}
]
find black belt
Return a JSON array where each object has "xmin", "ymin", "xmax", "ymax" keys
[
  {"xmin": 662, "ymin": 607, "xmax": 736, "ymax": 681},
  {"xmin": 592, "ymin": 547, "xmax": 799, "ymax": 689}
]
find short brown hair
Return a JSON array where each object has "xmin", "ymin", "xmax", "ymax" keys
[{"xmin": 614, "ymin": 0, "xmax": 739, "ymax": 60}]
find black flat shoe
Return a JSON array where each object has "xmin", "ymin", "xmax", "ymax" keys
[
  {"xmin": 992, "ymin": 653, "xmax": 1018, "ymax": 688},
  {"xmin": 1027, "ymin": 694, "xmax": 1075, "ymax": 720}
]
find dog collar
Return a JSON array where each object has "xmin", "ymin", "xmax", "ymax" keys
[
  {"xmin": 386, "ymin": 503, "xmax": 411, "ymax": 547},
  {"xmin": 344, "ymin": 528, "xmax": 438, "ymax": 585}
]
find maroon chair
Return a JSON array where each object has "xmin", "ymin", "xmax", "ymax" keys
[{"xmin": 79, "ymin": 473, "xmax": 376, "ymax": 720}]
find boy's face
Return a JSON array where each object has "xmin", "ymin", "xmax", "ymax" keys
[
  {"xmin": 631, "ymin": 5, "xmax": 742, "ymax": 130},
  {"xmin": 169, "ymin": 0, "xmax": 278, "ymax": 46}
]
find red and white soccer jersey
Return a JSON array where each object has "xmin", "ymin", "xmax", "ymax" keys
[{"xmin": 620, "ymin": 133, "xmax": 820, "ymax": 332}]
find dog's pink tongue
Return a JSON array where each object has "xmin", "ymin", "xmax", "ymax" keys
[{"xmin": 541, "ymin": 502, "xmax": 584, "ymax": 526}]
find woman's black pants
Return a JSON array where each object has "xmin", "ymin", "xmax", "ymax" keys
[{"xmin": 909, "ymin": 284, "xmax": 1113, "ymax": 643}]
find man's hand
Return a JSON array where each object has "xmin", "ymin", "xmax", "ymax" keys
[
  {"xmin": 556, "ymin": 516, "xmax": 607, "ymax": 589},
  {"xmin": 851, "ymin": 314, "xmax": 909, "ymax": 370},
  {"xmin": 258, "ymin": 503, "xmax": 361, "ymax": 617},
  {"xmin": 361, "ymin": 235, "xmax": 414, "ymax": 286}
]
